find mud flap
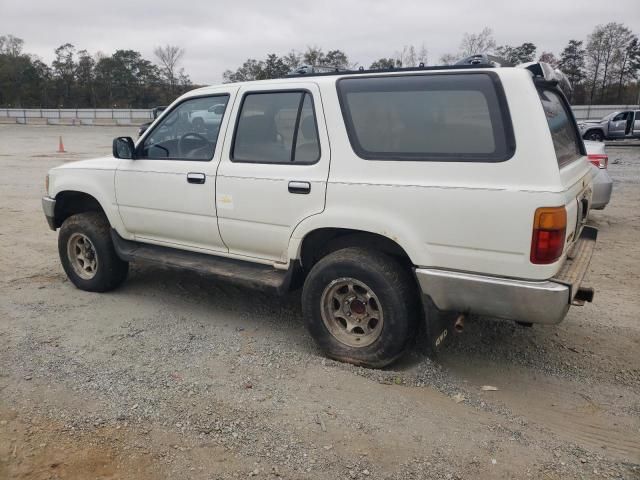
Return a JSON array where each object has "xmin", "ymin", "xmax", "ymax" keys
[{"xmin": 422, "ymin": 296, "xmax": 458, "ymax": 355}]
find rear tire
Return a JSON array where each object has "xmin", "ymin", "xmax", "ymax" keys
[
  {"xmin": 302, "ymin": 248, "xmax": 419, "ymax": 368},
  {"xmin": 58, "ymin": 212, "xmax": 128, "ymax": 292}
]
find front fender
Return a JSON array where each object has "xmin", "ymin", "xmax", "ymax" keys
[{"xmin": 48, "ymin": 165, "xmax": 128, "ymax": 236}]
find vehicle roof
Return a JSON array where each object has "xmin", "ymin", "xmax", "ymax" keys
[{"xmin": 183, "ymin": 63, "xmax": 518, "ymax": 98}]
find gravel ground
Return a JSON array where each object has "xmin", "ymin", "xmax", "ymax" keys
[{"xmin": 0, "ymin": 125, "xmax": 639, "ymax": 479}]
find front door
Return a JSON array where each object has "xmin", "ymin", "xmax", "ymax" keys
[
  {"xmin": 216, "ymin": 83, "xmax": 330, "ymax": 263},
  {"xmin": 608, "ymin": 111, "xmax": 630, "ymax": 138},
  {"xmin": 115, "ymin": 91, "xmax": 235, "ymax": 252}
]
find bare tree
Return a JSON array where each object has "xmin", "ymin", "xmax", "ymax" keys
[
  {"xmin": 439, "ymin": 53, "xmax": 459, "ymax": 65},
  {"xmin": 459, "ymin": 27, "xmax": 496, "ymax": 57},
  {"xmin": 538, "ymin": 51, "xmax": 558, "ymax": 67},
  {"xmin": 154, "ymin": 44, "xmax": 185, "ymax": 94},
  {"xmin": 0, "ymin": 34, "xmax": 24, "ymax": 57},
  {"xmin": 586, "ymin": 23, "xmax": 633, "ymax": 103}
]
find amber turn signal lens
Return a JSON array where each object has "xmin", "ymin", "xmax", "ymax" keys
[{"xmin": 531, "ymin": 207, "xmax": 567, "ymax": 264}]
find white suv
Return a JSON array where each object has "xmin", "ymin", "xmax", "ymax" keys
[{"xmin": 42, "ymin": 61, "xmax": 597, "ymax": 367}]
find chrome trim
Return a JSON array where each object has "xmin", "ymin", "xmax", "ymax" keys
[
  {"xmin": 42, "ymin": 196, "xmax": 56, "ymax": 230},
  {"xmin": 416, "ymin": 268, "xmax": 570, "ymax": 325}
]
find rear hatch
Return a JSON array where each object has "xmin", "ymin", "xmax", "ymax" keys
[{"xmin": 537, "ymin": 86, "xmax": 592, "ymax": 252}]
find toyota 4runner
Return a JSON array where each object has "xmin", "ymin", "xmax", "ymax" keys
[{"xmin": 42, "ymin": 60, "xmax": 597, "ymax": 368}]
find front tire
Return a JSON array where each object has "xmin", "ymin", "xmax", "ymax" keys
[
  {"xmin": 302, "ymin": 248, "xmax": 419, "ymax": 368},
  {"xmin": 584, "ymin": 130, "xmax": 604, "ymax": 142},
  {"xmin": 58, "ymin": 212, "xmax": 128, "ymax": 292}
]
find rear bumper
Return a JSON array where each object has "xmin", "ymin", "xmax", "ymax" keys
[
  {"xmin": 416, "ymin": 226, "xmax": 598, "ymax": 325},
  {"xmin": 42, "ymin": 196, "xmax": 56, "ymax": 230}
]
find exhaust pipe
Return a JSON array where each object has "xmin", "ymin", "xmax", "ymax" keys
[{"xmin": 453, "ymin": 314, "xmax": 465, "ymax": 333}]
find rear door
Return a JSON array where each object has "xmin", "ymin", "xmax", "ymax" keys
[{"xmin": 215, "ymin": 82, "xmax": 330, "ymax": 263}]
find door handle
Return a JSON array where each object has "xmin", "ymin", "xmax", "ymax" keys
[
  {"xmin": 288, "ymin": 181, "xmax": 311, "ymax": 194},
  {"xmin": 187, "ymin": 172, "xmax": 206, "ymax": 184}
]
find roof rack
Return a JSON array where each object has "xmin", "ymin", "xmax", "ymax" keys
[
  {"xmin": 455, "ymin": 54, "xmax": 513, "ymax": 67},
  {"xmin": 283, "ymin": 61, "xmax": 497, "ymax": 79}
]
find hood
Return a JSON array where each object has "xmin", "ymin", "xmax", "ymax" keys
[{"xmin": 52, "ymin": 156, "xmax": 117, "ymax": 171}]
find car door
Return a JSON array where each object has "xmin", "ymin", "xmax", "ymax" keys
[
  {"xmin": 115, "ymin": 91, "xmax": 235, "ymax": 252},
  {"xmin": 608, "ymin": 112, "xmax": 628, "ymax": 138},
  {"xmin": 216, "ymin": 83, "xmax": 330, "ymax": 263}
]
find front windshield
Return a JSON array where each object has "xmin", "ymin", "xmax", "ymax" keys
[{"xmin": 600, "ymin": 112, "xmax": 616, "ymax": 121}]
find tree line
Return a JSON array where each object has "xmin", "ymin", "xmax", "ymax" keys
[
  {"xmin": 223, "ymin": 23, "xmax": 640, "ymax": 105},
  {"xmin": 0, "ymin": 35, "xmax": 192, "ymax": 108},
  {"xmin": 2, "ymin": 22, "xmax": 639, "ymax": 108}
]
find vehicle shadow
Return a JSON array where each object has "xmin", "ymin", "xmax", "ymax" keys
[{"xmin": 118, "ymin": 261, "xmax": 583, "ymax": 378}]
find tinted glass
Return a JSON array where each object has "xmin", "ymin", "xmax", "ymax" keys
[
  {"xmin": 141, "ymin": 95, "xmax": 229, "ymax": 161},
  {"xmin": 537, "ymin": 89, "xmax": 581, "ymax": 167},
  {"xmin": 232, "ymin": 91, "xmax": 320, "ymax": 164},
  {"xmin": 337, "ymin": 73, "xmax": 513, "ymax": 161},
  {"xmin": 294, "ymin": 94, "xmax": 320, "ymax": 163}
]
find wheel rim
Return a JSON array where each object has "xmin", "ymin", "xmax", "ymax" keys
[
  {"xmin": 67, "ymin": 233, "xmax": 99, "ymax": 280},
  {"xmin": 320, "ymin": 277, "xmax": 384, "ymax": 348},
  {"xmin": 588, "ymin": 132, "xmax": 602, "ymax": 141}
]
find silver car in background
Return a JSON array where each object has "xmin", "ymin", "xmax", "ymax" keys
[
  {"xmin": 584, "ymin": 140, "xmax": 612, "ymax": 210},
  {"xmin": 578, "ymin": 110, "xmax": 640, "ymax": 142}
]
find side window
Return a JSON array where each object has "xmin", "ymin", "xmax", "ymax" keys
[
  {"xmin": 140, "ymin": 95, "xmax": 229, "ymax": 161},
  {"xmin": 232, "ymin": 91, "xmax": 320, "ymax": 164},
  {"xmin": 537, "ymin": 89, "xmax": 581, "ymax": 167},
  {"xmin": 337, "ymin": 73, "xmax": 513, "ymax": 162},
  {"xmin": 612, "ymin": 112, "xmax": 627, "ymax": 122}
]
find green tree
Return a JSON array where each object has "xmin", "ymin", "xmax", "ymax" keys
[
  {"xmin": 369, "ymin": 58, "xmax": 396, "ymax": 69},
  {"xmin": 495, "ymin": 42, "xmax": 537, "ymax": 64},
  {"xmin": 261, "ymin": 54, "xmax": 289, "ymax": 79},
  {"xmin": 75, "ymin": 50, "xmax": 95, "ymax": 107},
  {"xmin": 558, "ymin": 40, "xmax": 586, "ymax": 101},
  {"xmin": 52, "ymin": 43, "xmax": 76, "ymax": 106},
  {"xmin": 223, "ymin": 58, "xmax": 265, "ymax": 83}
]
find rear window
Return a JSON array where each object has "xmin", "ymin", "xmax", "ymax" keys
[
  {"xmin": 537, "ymin": 88, "xmax": 582, "ymax": 167},
  {"xmin": 336, "ymin": 73, "xmax": 514, "ymax": 162}
]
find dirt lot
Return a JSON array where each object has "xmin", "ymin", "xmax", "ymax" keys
[{"xmin": 0, "ymin": 124, "xmax": 639, "ymax": 480}]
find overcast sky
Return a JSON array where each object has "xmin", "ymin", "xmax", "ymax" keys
[{"xmin": 1, "ymin": 0, "xmax": 639, "ymax": 84}]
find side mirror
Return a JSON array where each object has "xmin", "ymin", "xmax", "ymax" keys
[{"xmin": 113, "ymin": 137, "xmax": 136, "ymax": 159}]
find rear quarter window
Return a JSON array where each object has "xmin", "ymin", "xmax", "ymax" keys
[
  {"xmin": 336, "ymin": 73, "xmax": 514, "ymax": 162},
  {"xmin": 537, "ymin": 88, "xmax": 582, "ymax": 167}
]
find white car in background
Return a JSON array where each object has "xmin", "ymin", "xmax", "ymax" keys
[
  {"xmin": 584, "ymin": 140, "xmax": 612, "ymax": 210},
  {"xmin": 189, "ymin": 103, "xmax": 226, "ymax": 129}
]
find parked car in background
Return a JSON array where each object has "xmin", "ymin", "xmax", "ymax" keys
[
  {"xmin": 189, "ymin": 103, "xmax": 227, "ymax": 130},
  {"xmin": 137, "ymin": 106, "xmax": 168, "ymax": 137},
  {"xmin": 578, "ymin": 110, "xmax": 640, "ymax": 141},
  {"xmin": 584, "ymin": 140, "xmax": 612, "ymax": 210}
]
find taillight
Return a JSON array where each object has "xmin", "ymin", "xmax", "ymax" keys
[
  {"xmin": 530, "ymin": 207, "xmax": 567, "ymax": 264},
  {"xmin": 587, "ymin": 153, "xmax": 608, "ymax": 169}
]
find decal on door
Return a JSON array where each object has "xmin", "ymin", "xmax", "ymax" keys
[{"xmin": 216, "ymin": 194, "xmax": 234, "ymax": 210}]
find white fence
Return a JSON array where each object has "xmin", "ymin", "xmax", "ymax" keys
[
  {"xmin": 1, "ymin": 105, "xmax": 639, "ymax": 124},
  {"xmin": 0, "ymin": 108, "xmax": 153, "ymax": 124}
]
